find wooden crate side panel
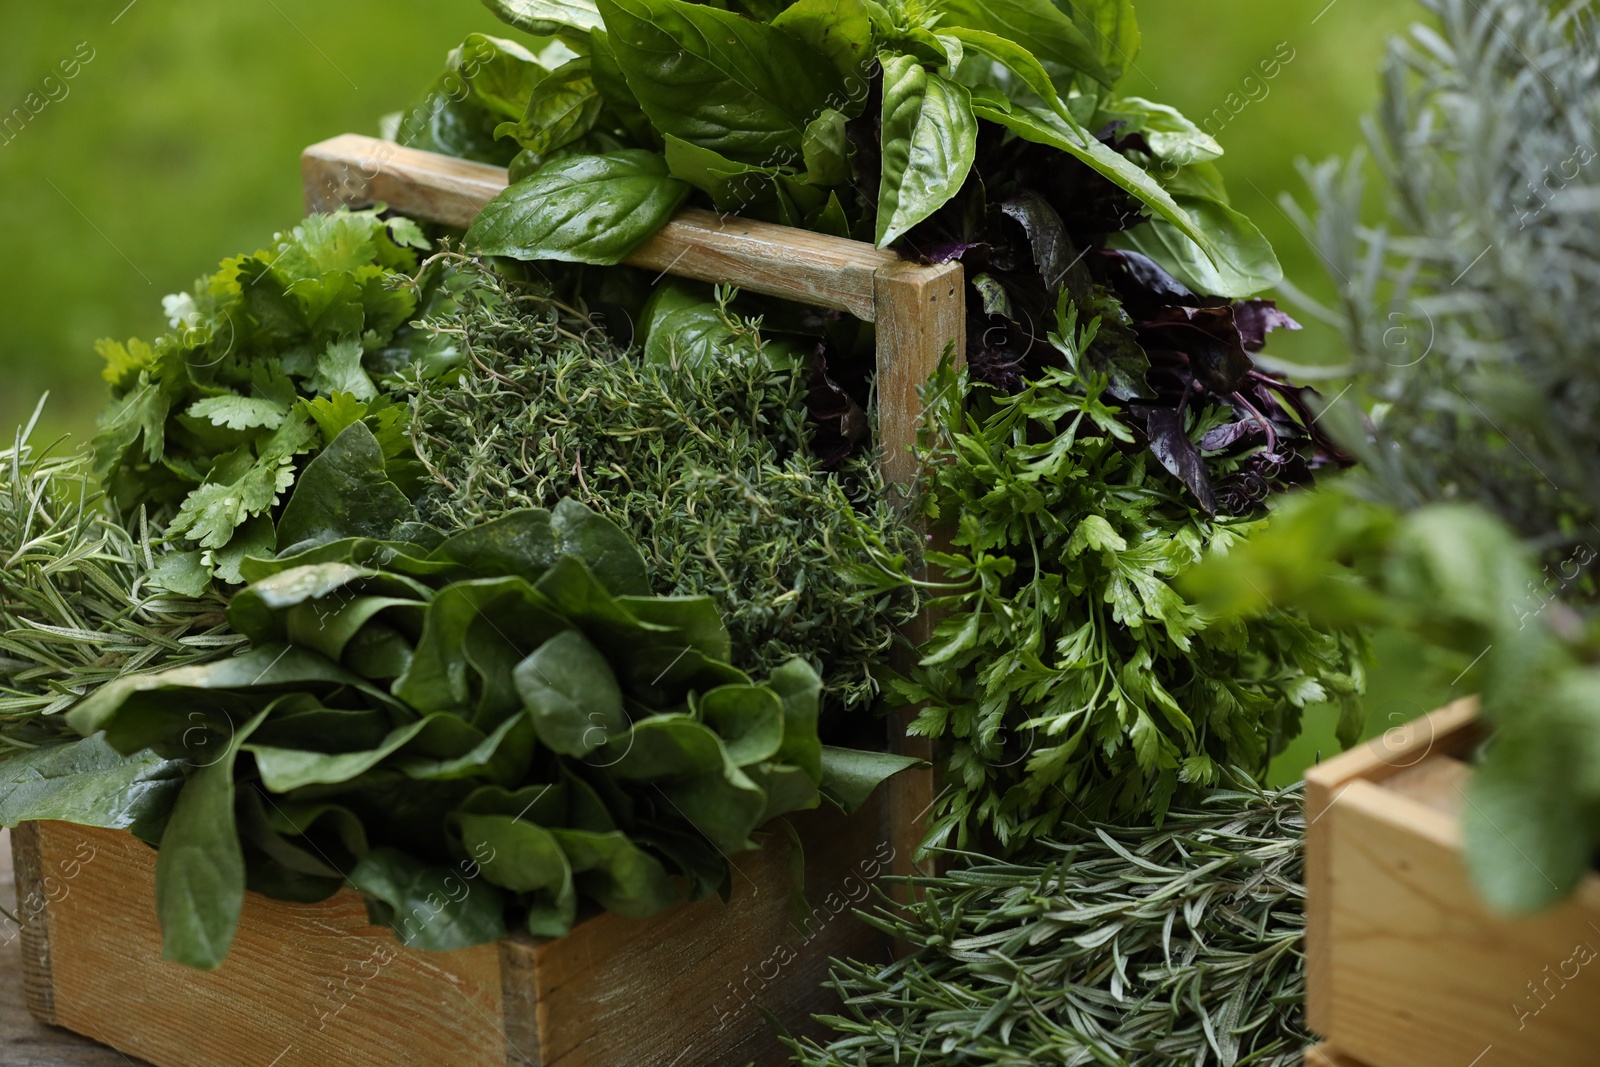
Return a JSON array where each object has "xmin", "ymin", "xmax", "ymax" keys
[
  {"xmin": 1305, "ymin": 697, "xmax": 1480, "ymax": 1033},
  {"xmin": 1322, "ymin": 780, "xmax": 1600, "ymax": 1067},
  {"xmin": 30, "ymin": 822, "xmax": 506, "ymax": 1067},
  {"xmin": 521, "ymin": 794, "xmax": 892, "ymax": 1067},
  {"xmin": 1306, "ymin": 1043, "xmax": 1371, "ymax": 1067},
  {"xmin": 10, "ymin": 821, "xmax": 55, "ymax": 1027}
]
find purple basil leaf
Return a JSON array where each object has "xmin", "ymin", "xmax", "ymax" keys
[
  {"xmin": 1232, "ymin": 299, "xmax": 1301, "ymax": 352},
  {"xmin": 1140, "ymin": 405, "xmax": 1218, "ymax": 513}
]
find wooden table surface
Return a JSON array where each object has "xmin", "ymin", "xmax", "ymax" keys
[{"xmin": 2, "ymin": 828, "xmax": 150, "ymax": 1066}]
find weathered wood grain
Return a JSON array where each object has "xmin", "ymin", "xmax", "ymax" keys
[
  {"xmin": 1305, "ymin": 1043, "xmax": 1371, "ymax": 1067},
  {"xmin": 1305, "ymin": 700, "xmax": 1600, "ymax": 1067},
  {"xmin": 301, "ymin": 134, "xmax": 908, "ymax": 321},
  {"xmin": 16, "ymin": 794, "xmax": 892, "ymax": 1067}
]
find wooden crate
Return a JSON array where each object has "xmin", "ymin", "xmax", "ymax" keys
[
  {"xmin": 11, "ymin": 135, "xmax": 966, "ymax": 1067},
  {"xmin": 1305, "ymin": 698, "xmax": 1600, "ymax": 1067}
]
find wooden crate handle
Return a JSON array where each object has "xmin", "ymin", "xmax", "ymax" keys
[{"xmin": 302, "ymin": 133, "xmax": 963, "ymax": 873}]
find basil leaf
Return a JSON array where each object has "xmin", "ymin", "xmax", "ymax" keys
[
  {"xmin": 662, "ymin": 134, "xmax": 780, "ymax": 213},
  {"xmin": 1065, "ymin": 0, "xmax": 1141, "ymax": 83},
  {"xmin": 450, "ymin": 34, "xmax": 549, "ymax": 122},
  {"xmin": 465, "ymin": 151, "xmax": 689, "ymax": 265},
  {"xmin": 770, "ymin": 0, "xmax": 876, "ymax": 92},
  {"xmin": 596, "ymin": 0, "xmax": 844, "ymax": 163},
  {"xmin": 802, "ymin": 108, "xmax": 853, "ymax": 186},
  {"xmin": 495, "ymin": 57, "xmax": 602, "ymax": 157},
  {"xmin": 1114, "ymin": 194, "xmax": 1282, "ymax": 298},
  {"xmin": 1109, "ymin": 96, "xmax": 1223, "ymax": 165},
  {"xmin": 930, "ymin": 0, "xmax": 1113, "ymax": 88},
  {"xmin": 944, "ymin": 26, "xmax": 1059, "ymax": 107},
  {"xmin": 154, "ymin": 706, "xmax": 271, "ymax": 970},
  {"xmin": 480, "ymin": 0, "xmax": 604, "ymax": 37},
  {"xmin": 876, "ymin": 53, "xmax": 978, "ymax": 247}
]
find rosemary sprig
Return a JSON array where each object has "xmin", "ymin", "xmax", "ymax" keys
[
  {"xmin": 790, "ymin": 782, "xmax": 1310, "ymax": 1067},
  {"xmin": 0, "ymin": 400, "xmax": 240, "ymax": 751}
]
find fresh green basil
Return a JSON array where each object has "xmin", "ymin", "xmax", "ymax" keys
[
  {"xmin": 876, "ymin": 53, "xmax": 978, "ymax": 247},
  {"xmin": 596, "ymin": 0, "xmax": 845, "ymax": 163},
  {"xmin": 466, "ymin": 151, "xmax": 690, "ymax": 264}
]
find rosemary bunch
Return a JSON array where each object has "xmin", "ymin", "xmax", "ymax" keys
[
  {"xmin": 0, "ymin": 402, "xmax": 240, "ymax": 751},
  {"xmin": 400, "ymin": 264, "xmax": 917, "ymax": 714},
  {"xmin": 790, "ymin": 783, "xmax": 1309, "ymax": 1067}
]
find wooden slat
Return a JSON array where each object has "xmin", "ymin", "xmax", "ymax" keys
[
  {"xmin": 1305, "ymin": 1044, "xmax": 1371, "ymax": 1067},
  {"xmin": 301, "ymin": 134, "xmax": 905, "ymax": 321},
  {"xmin": 1303, "ymin": 696, "xmax": 1480, "ymax": 1034},
  {"xmin": 29, "ymin": 822, "xmax": 507, "ymax": 1067},
  {"xmin": 1307, "ymin": 711, "xmax": 1600, "ymax": 1067}
]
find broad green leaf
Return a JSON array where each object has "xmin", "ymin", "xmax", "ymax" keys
[
  {"xmin": 662, "ymin": 134, "xmax": 780, "ymax": 213},
  {"xmin": 596, "ymin": 0, "xmax": 844, "ymax": 163},
  {"xmin": 931, "ymin": 0, "xmax": 1113, "ymax": 88},
  {"xmin": 394, "ymin": 577, "xmax": 569, "ymax": 714},
  {"xmin": 247, "ymin": 715, "xmax": 453, "ymax": 792},
  {"xmin": 802, "ymin": 109, "xmax": 853, "ymax": 186},
  {"xmin": 0, "ymin": 736, "xmax": 184, "ymax": 844},
  {"xmin": 748, "ymin": 762, "xmax": 821, "ymax": 825},
  {"xmin": 972, "ymin": 102, "xmax": 1221, "ymax": 263},
  {"xmin": 395, "ymin": 712, "xmax": 537, "ymax": 786},
  {"xmin": 1114, "ymin": 194, "xmax": 1282, "ymax": 298},
  {"xmin": 496, "ymin": 57, "xmax": 602, "ymax": 156},
  {"xmin": 516, "ymin": 630, "xmax": 628, "ymax": 757},
  {"xmin": 698, "ymin": 684, "xmax": 784, "ymax": 766},
  {"xmin": 944, "ymin": 26, "xmax": 1059, "ymax": 107},
  {"xmin": 349, "ymin": 847, "xmax": 508, "ymax": 951},
  {"xmin": 466, "ymin": 151, "xmax": 689, "ymax": 265},
  {"xmin": 818, "ymin": 745, "xmax": 922, "ymax": 812},
  {"xmin": 451, "ymin": 34, "xmax": 548, "ymax": 122},
  {"xmin": 275, "ymin": 423, "xmax": 412, "ymax": 550},
  {"xmin": 550, "ymin": 497, "xmax": 651, "ymax": 595},
  {"xmin": 609, "ymin": 714, "xmax": 725, "ymax": 780},
  {"xmin": 1109, "ymin": 96, "xmax": 1222, "ymax": 164},
  {"xmin": 549, "ymin": 828, "xmax": 679, "ymax": 917},
  {"xmin": 154, "ymin": 706, "xmax": 270, "ymax": 970},
  {"xmin": 480, "ymin": 0, "xmax": 604, "ymax": 36},
  {"xmin": 770, "ymin": 0, "xmax": 876, "ymax": 91},
  {"xmin": 876, "ymin": 54, "xmax": 978, "ymax": 247},
  {"xmin": 766, "ymin": 658, "xmax": 824, "ymax": 782},
  {"xmin": 1062, "ymin": 0, "xmax": 1140, "ymax": 82},
  {"xmin": 455, "ymin": 814, "xmax": 577, "ymax": 937},
  {"xmin": 658, "ymin": 757, "xmax": 769, "ymax": 852}
]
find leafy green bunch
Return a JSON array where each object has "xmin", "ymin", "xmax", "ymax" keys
[
  {"xmin": 1185, "ymin": 488, "xmax": 1600, "ymax": 914},
  {"xmin": 5, "ymin": 421, "xmax": 913, "ymax": 969},
  {"xmin": 877, "ymin": 307, "xmax": 1363, "ymax": 852},
  {"xmin": 787, "ymin": 782, "xmax": 1311, "ymax": 1067},
  {"xmin": 0, "ymin": 402, "xmax": 240, "ymax": 749},
  {"xmin": 92, "ymin": 207, "xmax": 467, "ymax": 587},
  {"xmin": 444, "ymin": 0, "xmax": 1270, "ymax": 285},
  {"xmin": 400, "ymin": 261, "xmax": 917, "ymax": 712}
]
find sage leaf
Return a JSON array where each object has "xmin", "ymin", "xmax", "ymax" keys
[
  {"xmin": 466, "ymin": 151, "xmax": 689, "ymax": 265},
  {"xmin": 876, "ymin": 53, "xmax": 978, "ymax": 247}
]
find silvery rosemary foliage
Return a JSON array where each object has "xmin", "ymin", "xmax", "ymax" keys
[
  {"xmin": 0, "ymin": 404, "xmax": 239, "ymax": 750},
  {"xmin": 401, "ymin": 262, "xmax": 916, "ymax": 713},
  {"xmin": 1286, "ymin": 0, "xmax": 1600, "ymax": 560},
  {"xmin": 788, "ymin": 783, "xmax": 1309, "ymax": 1067}
]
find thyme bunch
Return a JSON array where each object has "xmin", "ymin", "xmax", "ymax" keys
[
  {"xmin": 789, "ymin": 783, "xmax": 1310, "ymax": 1067},
  {"xmin": 400, "ymin": 264, "xmax": 917, "ymax": 713}
]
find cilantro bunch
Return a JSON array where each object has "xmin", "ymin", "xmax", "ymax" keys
[
  {"xmin": 92, "ymin": 208, "xmax": 465, "ymax": 587},
  {"xmin": 880, "ymin": 306, "xmax": 1365, "ymax": 852}
]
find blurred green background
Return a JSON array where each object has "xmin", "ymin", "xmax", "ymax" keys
[{"xmin": 0, "ymin": 0, "xmax": 1448, "ymax": 778}]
